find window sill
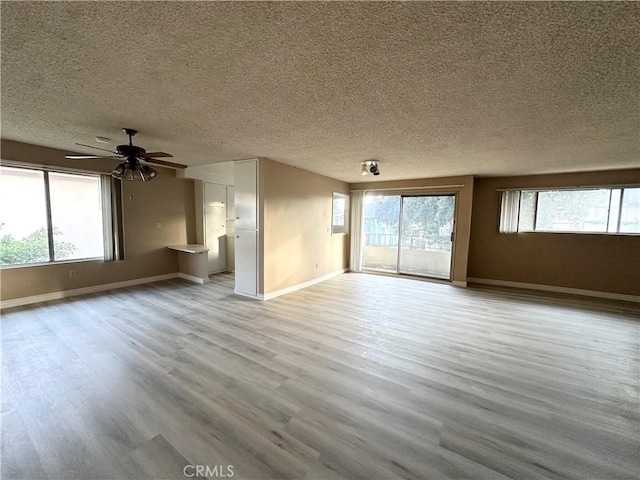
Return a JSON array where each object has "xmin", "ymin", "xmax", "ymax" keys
[{"xmin": 0, "ymin": 257, "xmax": 104, "ymax": 270}]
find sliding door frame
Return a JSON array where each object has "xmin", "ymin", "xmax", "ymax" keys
[{"xmin": 362, "ymin": 191, "xmax": 459, "ymax": 282}]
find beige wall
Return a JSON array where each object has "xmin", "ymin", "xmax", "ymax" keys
[
  {"xmin": 1, "ymin": 140, "xmax": 195, "ymax": 301},
  {"xmin": 4, "ymin": 139, "xmax": 636, "ymax": 300},
  {"xmin": 349, "ymin": 175, "xmax": 474, "ymax": 285},
  {"xmin": 261, "ymin": 159, "xmax": 349, "ymax": 294},
  {"xmin": 468, "ymin": 169, "xmax": 640, "ymax": 295}
]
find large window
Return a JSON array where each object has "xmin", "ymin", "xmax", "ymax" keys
[
  {"xmin": 499, "ymin": 187, "xmax": 640, "ymax": 234},
  {"xmin": 0, "ymin": 165, "xmax": 117, "ymax": 266}
]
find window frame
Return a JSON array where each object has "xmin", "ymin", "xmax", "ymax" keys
[
  {"xmin": 498, "ymin": 185, "xmax": 640, "ymax": 236},
  {"xmin": 0, "ymin": 162, "xmax": 116, "ymax": 268}
]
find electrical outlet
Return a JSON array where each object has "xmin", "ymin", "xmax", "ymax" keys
[
  {"xmin": 69, "ymin": 269, "xmax": 76, "ymax": 278},
  {"xmin": 156, "ymin": 222, "xmax": 162, "ymax": 229}
]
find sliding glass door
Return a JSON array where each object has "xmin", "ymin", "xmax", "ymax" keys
[
  {"xmin": 398, "ymin": 195, "xmax": 455, "ymax": 279},
  {"xmin": 363, "ymin": 194, "xmax": 455, "ymax": 280},
  {"xmin": 362, "ymin": 195, "xmax": 400, "ymax": 273}
]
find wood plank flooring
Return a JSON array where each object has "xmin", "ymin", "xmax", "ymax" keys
[{"xmin": 1, "ymin": 273, "xmax": 639, "ymax": 480}]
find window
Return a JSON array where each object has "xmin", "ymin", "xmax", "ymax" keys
[
  {"xmin": 0, "ymin": 164, "xmax": 121, "ymax": 266},
  {"xmin": 331, "ymin": 192, "xmax": 349, "ymax": 235},
  {"xmin": 499, "ymin": 186, "xmax": 640, "ymax": 234}
]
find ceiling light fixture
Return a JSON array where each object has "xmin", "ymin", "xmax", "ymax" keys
[
  {"xmin": 111, "ymin": 158, "xmax": 157, "ymax": 181},
  {"xmin": 360, "ymin": 160, "xmax": 381, "ymax": 176}
]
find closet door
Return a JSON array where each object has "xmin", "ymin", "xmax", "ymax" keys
[
  {"xmin": 234, "ymin": 159, "xmax": 259, "ymax": 297},
  {"xmin": 234, "ymin": 160, "xmax": 257, "ymax": 230},
  {"xmin": 235, "ymin": 230, "xmax": 257, "ymax": 297}
]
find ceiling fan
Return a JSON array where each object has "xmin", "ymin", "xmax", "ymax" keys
[{"xmin": 65, "ymin": 128, "xmax": 187, "ymax": 181}]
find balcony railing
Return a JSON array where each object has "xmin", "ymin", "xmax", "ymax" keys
[{"xmin": 364, "ymin": 233, "xmax": 452, "ymax": 252}]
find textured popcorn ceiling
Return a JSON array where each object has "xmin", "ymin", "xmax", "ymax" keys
[{"xmin": 1, "ymin": 2, "xmax": 638, "ymax": 183}]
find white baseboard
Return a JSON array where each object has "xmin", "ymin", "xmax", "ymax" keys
[
  {"xmin": 1, "ymin": 273, "xmax": 179, "ymax": 310},
  {"xmin": 177, "ymin": 273, "xmax": 209, "ymax": 284},
  {"xmin": 467, "ymin": 277, "xmax": 640, "ymax": 303},
  {"xmin": 258, "ymin": 269, "xmax": 347, "ymax": 301}
]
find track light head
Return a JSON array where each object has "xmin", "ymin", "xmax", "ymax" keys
[{"xmin": 360, "ymin": 160, "xmax": 381, "ymax": 177}]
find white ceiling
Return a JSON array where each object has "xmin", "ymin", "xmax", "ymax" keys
[{"xmin": 1, "ymin": 2, "xmax": 638, "ymax": 183}]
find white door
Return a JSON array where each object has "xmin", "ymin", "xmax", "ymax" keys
[
  {"xmin": 205, "ymin": 206, "xmax": 226, "ymax": 273},
  {"xmin": 234, "ymin": 160, "xmax": 257, "ymax": 230},
  {"xmin": 235, "ymin": 230, "xmax": 257, "ymax": 297}
]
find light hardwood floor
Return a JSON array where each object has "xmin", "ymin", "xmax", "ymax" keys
[{"xmin": 2, "ymin": 273, "xmax": 639, "ymax": 480}]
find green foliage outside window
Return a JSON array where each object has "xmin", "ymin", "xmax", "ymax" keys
[
  {"xmin": 0, "ymin": 227, "xmax": 76, "ymax": 265},
  {"xmin": 370, "ymin": 195, "xmax": 455, "ymax": 235}
]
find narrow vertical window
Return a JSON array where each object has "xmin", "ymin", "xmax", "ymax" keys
[{"xmin": 332, "ymin": 192, "xmax": 349, "ymax": 235}]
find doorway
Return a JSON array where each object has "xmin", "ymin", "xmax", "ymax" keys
[
  {"xmin": 363, "ymin": 194, "xmax": 456, "ymax": 280},
  {"xmin": 204, "ymin": 182, "xmax": 227, "ymax": 274}
]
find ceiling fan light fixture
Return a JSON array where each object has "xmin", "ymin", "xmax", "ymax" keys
[
  {"xmin": 112, "ymin": 162, "xmax": 157, "ymax": 181},
  {"xmin": 137, "ymin": 164, "xmax": 158, "ymax": 181},
  {"xmin": 111, "ymin": 163, "xmax": 125, "ymax": 178}
]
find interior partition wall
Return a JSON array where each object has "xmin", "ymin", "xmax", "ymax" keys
[{"xmin": 363, "ymin": 193, "xmax": 456, "ymax": 280}]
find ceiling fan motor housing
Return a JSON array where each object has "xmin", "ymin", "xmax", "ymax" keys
[{"xmin": 116, "ymin": 144, "xmax": 146, "ymax": 157}]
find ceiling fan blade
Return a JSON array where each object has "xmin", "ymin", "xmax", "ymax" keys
[
  {"xmin": 141, "ymin": 157, "xmax": 188, "ymax": 169},
  {"xmin": 143, "ymin": 152, "xmax": 173, "ymax": 158},
  {"xmin": 65, "ymin": 155, "xmax": 120, "ymax": 160},
  {"xmin": 75, "ymin": 143, "xmax": 119, "ymax": 154}
]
